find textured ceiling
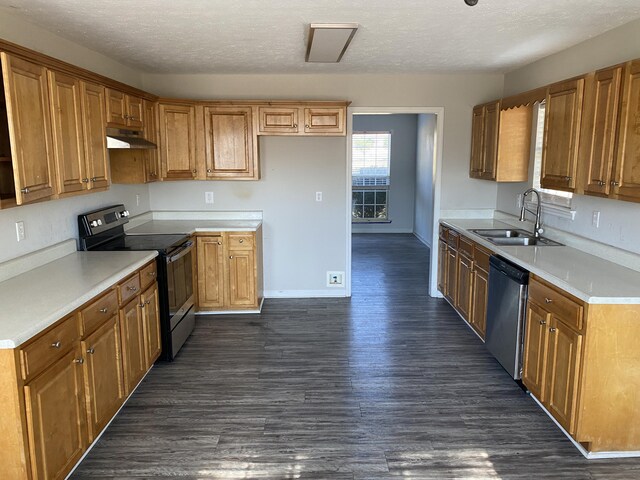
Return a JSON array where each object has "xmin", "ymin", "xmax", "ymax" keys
[{"xmin": 1, "ymin": 0, "xmax": 639, "ymax": 74}]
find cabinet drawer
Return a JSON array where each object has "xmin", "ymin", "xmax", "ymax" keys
[
  {"xmin": 474, "ymin": 244, "xmax": 491, "ymax": 272},
  {"xmin": 529, "ymin": 278, "xmax": 584, "ymax": 331},
  {"xmin": 439, "ymin": 224, "xmax": 448, "ymax": 240},
  {"xmin": 227, "ymin": 233, "xmax": 254, "ymax": 250},
  {"xmin": 80, "ymin": 289, "xmax": 118, "ymax": 336},
  {"xmin": 20, "ymin": 314, "xmax": 80, "ymax": 380},
  {"xmin": 459, "ymin": 236, "xmax": 474, "ymax": 258},
  {"xmin": 447, "ymin": 229, "xmax": 460, "ymax": 248},
  {"xmin": 139, "ymin": 261, "xmax": 158, "ymax": 291},
  {"xmin": 118, "ymin": 273, "xmax": 141, "ymax": 306}
]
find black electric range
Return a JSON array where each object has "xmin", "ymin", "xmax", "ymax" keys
[{"xmin": 78, "ymin": 204, "xmax": 195, "ymax": 361}]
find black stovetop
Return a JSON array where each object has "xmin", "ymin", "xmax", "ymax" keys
[{"xmin": 93, "ymin": 234, "xmax": 189, "ymax": 254}]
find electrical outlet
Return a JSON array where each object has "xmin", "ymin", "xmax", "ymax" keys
[
  {"xmin": 15, "ymin": 221, "xmax": 25, "ymax": 242},
  {"xmin": 327, "ymin": 271, "xmax": 344, "ymax": 287},
  {"xmin": 205, "ymin": 191, "xmax": 214, "ymax": 204},
  {"xmin": 316, "ymin": 192, "xmax": 323, "ymax": 202},
  {"xmin": 591, "ymin": 211, "xmax": 600, "ymax": 228}
]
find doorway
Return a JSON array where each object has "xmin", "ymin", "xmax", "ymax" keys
[{"xmin": 345, "ymin": 107, "xmax": 444, "ymax": 298}]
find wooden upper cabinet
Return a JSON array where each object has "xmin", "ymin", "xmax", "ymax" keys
[
  {"xmin": 106, "ymin": 88, "xmax": 143, "ymax": 129},
  {"xmin": 158, "ymin": 102, "xmax": 197, "ymax": 180},
  {"xmin": 1, "ymin": 53, "xmax": 56, "ymax": 205},
  {"xmin": 303, "ymin": 107, "xmax": 345, "ymax": 135},
  {"xmin": 469, "ymin": 105, "xmax": 484, "ymax": 176},
  {"xmin": 578, "ymin": 67, "xmax": 623, "ymax": 197},
  {"xmin": 48, "ymin": 70, "xmax": 87, "ymax": 195},
  {"xmin": 143, "ymin": 100, "xmax": 160, "ymax": 182},
  {"xmin": 612, "ymin": 59, "xmax": 640, "ymax": 202},
  {"xmin": 80, "ymin": 81, "xmax": 109, "ymax": 190},
  {"xmin": 257, "ymin": 106, "xmax": 299, "ymax": 134},
  {"xmin": 469, "ymin": 100, "xmax": 531, "ymax": 182},
  {"xmin": 541, "ymin": 77, "xmax": 585, "ymax": 192},
  {"xmin": 204, "ymin": 105, "xmax": 258, "ymax": 179}
]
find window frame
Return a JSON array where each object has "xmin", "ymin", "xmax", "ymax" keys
[{"xmin": 351, "ymin": 131, "xmax": 392, "ymax": 223}]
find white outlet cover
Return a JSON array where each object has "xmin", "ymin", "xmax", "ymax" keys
[{"xmin": 205, "ymin": 192, "xmax": 214, "ymax": 204}]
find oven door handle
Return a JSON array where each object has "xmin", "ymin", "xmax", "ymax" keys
[{"xmin": 166, "ymin": 241, "xmax": 194, "ymax": 263}]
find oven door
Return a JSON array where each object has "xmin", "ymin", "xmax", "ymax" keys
[{"xmin": 166, "ymin": 240, "xmax": 195, "ymax": 331}]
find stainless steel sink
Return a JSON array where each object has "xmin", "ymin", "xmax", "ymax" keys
[
  {"xmin": 470, "ymin": 228, "xmax": 563, "ymax": 246},
  {"xmin": 470, "ymin": 228, "xmax": 530, "ymax": 238}
]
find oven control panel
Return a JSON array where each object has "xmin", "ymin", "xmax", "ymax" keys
[{"xmin": 78, "ymin": 204, "xmax": 130, "ymax": 239}]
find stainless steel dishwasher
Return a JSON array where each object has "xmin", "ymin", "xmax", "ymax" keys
[{"xmin": 485, "ymin": 255, "xmax": 529, "ymax": 380}]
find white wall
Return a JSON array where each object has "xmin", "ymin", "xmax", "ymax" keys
[
  {"xmin": 498, "ymin": 18, "xmax": 640, "ymax": 255},
  {"xmin": 149, "ymin": 136, "xmax": 346, "ymax": 296},
  {"xmin": 0, "ymin": 12, "xmax": 150, "ymax": 263},
  {"xmin": 414, "ymin": 114, "xmax": 438, "ymax": 247},
  {"xmin": 352, "ymin": 114, "xmax": 418, "ymax": 234}
]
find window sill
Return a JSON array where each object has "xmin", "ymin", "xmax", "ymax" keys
[
  {"xmin": 525, "ymin": 201, "xmax": 576, "ymax": 221},
  {"xmin": 352, "ymin": 219, "xmax": 392, "ymax": 224}
]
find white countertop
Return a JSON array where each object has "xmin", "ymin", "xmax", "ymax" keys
[
  {"xmin": 441, "ymin": 219, "xmax": 640, "ymax": 304},
  {"xmin": 127, "ymin": 219, "xmax": 262, "ymax": 235},
  {"xmin": 0, "ymin": 251, "xmax": 157, "ymax": 349}
]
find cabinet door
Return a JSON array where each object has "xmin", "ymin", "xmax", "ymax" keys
[
  {"xmin": 143, "ymin": 100, "xmax": 160, "ymax": 182},
  {"xmin": 24, "ymin": 348, "xmax": 87, "ymax": 480},
  {"xmin": 437, "ymin": 239, "xmax": 448, "ymax": 295},
  {"xmin": 303, "ymin": 107, "xmax": 345, "ymax": 135},
  {"xmin": 522, "ymin": 301, "xmax": 551, "ymax": 401},
  {"xmin": 106, "ymin": 88, "xmax": 126, "ymax": 127},
  {"xmin": 204, "ymin": 106, "xmax": 258, "ymax": 179},
  {"xmin": 159, "ymin": 103, "xmax": 197, "ymax": 179},
  {"xmin": 580, "ymin": 67, "xmax": 622, "ymax": 197},
  {"xmin": 1, "ymin": 53, "xmax": 56, "ymax": 204},
  {"xmin": 546, "ymin": 318, "xmax": 583, "ymax": 435},
  {"xmin": 48, "ymin": 70, "xmax": 87, "ymax": 195},
  {"xmin": 469, "ymin": 105, "xmax": 484, "ymax": 177},
  {"xmin": 81, "ymin": 315, "xmax": 125, "ymax": 442},
  {"xmin": 445, "ymin": 247, "xmax": 457, "ymax": 304},
  {"xmin": 257, "ymin": 106, "xmax": 299, "ymax": 134},
  {"xmin": 470, "ymin": 266, "xmax": 488, "ymax": 339},
  {"xmin": 196, "ymin": 235, "xmax": 225, "ymax": 309},
  {"xmin": 80, "ymin": 81, "xmax": 109, "ymax": 190},
  {"xmin": 126, "ymin": 95, "xmax": 143, "ymax": 129},
  {"xmin": 481, "ymin": 101, "xmax": 499, "ymax": 180},
  {"xmin": 119, "ymin": 298, "xmax": 146, "ymax": 395},
  {"xmin": 455, "ymin": 252, "xmax": 473, "ymax": 322},
  {"xmin": 227, "ymin": 248, "xmax": 257, "ymax": 307},
  {"xmin": 541, "ymin": 77, "xmax": 585, "ymax": 191},
  {"xmin": 141, "ymin": 282, "xmax": 161, "ymax": 367},
  {"xmin": 613, "ymin": 60, "xmax": 640, "ymax": 202}
]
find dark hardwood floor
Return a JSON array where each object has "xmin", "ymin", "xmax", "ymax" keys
[{"xmin": 72, "ymin": 233, "xmax": 640, "ymax": 479}]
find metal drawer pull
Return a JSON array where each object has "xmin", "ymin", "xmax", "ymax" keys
[
  {"xmin": 544, "ymin": 298, "xmax": 553, "ymax": 304},
  {"xmin": 597, "ymin": 180, "xmax": 606, "ymax": 186},
  {"xmin": 99, "ymin": 307, "xmax": 108, "ymax": 314},
  {"xmin": 549, "ymin": 327, "xmax": 557, "ymax": 333},
  {"xmin": 217, "ymin": 241, "xmax": 222, "ymax": 245},
  {"xmin": 564, "ymin": 176, "xmax": 572, "ymax": 181},
  {"xmin": 148, "ymin": 271, "xmax": 156, "ymax": 277},
  {"xmin": 87, "ymin": 347, "xmax": 95, "ymax": 355},
  {"xmin": 539, "ymin": 320, "xmax": 546, "ymax": 325},
  {"xmin": 127, "ymin": 286, "xmax": 138, "ymax": 292},
  {"xmin": 82, "ymin": 178, "xmax": 89, "ymax": 183},
  {"xmin": 611, "ymin": 180, "xmax": 620, "ymax": 186},
  {"xmin": 21, "ymin": 187, "xmax": 30, "ymax": 193},
  {"xmin": 145, "ymin": 300, "xmax": 151, "ymax": 305},
  {"xmin": 74, "ymin": 357, "xmax": 84, "ymax": 364},
  {"xmin": 207, "ymin": 169, "xmax": 212, "ymax": 173},
  {"xmin": 239, "ymin": 239, "xmax": 244, "ymax": 243},
  {"xmin": 229, "ymin": 256, "xmax": 233, "ymax": 259},
  {"xmin": 51, "ymin": 341, "xmax": 61, "ymax": 348},
  {"xmin": 139, "ymin": 302, "xmax": 145, "ymax": 308}
]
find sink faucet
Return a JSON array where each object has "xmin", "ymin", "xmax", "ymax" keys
[{"xmin": 519, "ymin": 188, "xmax": 544, "ymax": 238}]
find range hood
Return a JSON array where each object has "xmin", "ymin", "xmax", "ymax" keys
[{"xmin": 106, "ymin": 128, "xmax": 157, "ymax": 149}]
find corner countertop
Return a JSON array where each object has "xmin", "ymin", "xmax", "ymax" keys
[
  {"xmin": 441, "ymin": 218, "xmax": 640, "ymax": 304},
  {"xmin": 0, "ymin": 251, "xmax": 157, "ymax": 349},
  {"xmin": 126, "ymin": 219, "xmax": 262, "ymax": 235}
]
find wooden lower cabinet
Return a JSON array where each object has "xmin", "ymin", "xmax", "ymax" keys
[
  {"xmin": 0, "ymin": 261, "xmax": 160, "ymax": 480},
  {"xmin": 444, "ymin": 245, "xmax": 457, "ymax": 304},
  {"xmin": 24, "ymin": 347, "xmax": 87, "ymax": 480},
  {"xmin": 522, "ymin": 301, "xmax": 551, "ymax": 401},
  {"xmin": 437, "ymin": 238, "xmax": 448, "ymax": 294},
  {"xmin": 470, "ymin": 264, "xmax": 488, "ymax": 338},
  {"xmin": 196, "ymin": 228, "xmax": 263, "ymax": 312},
  {"xmin": 455, "ymin": 251, "xmax": 473, "ymax": 321}
]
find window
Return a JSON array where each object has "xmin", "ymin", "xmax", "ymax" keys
[
  {"xmin": 352, "ymin": 131, "xmax": 391, "ymax": 222},
  {"xmin": 531, "ymin": 102, "xmax": 573, "ymax": 208}
]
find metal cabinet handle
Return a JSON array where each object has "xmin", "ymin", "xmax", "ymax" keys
[
  {"xmin": 145, "ymin": 300, "xmax": 151, "ymax": 305},
  {"xmin": 207, "ymin": 169, "xmax": 212, "ymax": 173},
  {"xmin": 564, "ymin": 176, "xmax": 572, "ymax": 181},
  {"xmin": 139, "ymin": 302, "xmax": 145, "ymax": 308},
  {"xmin": 127, "ymin": 286, "xmax": 138, "ymax": 292},
  {"xmin": 611, "ymin": 180, "xmax": 620, "ymax": 186},
  {"xmin": 91, "ymin": 177, "xmax": 98, "ymax": 182},
  {"xmin": 305, "ymin": 124, "xmax": 310, "ymax": 128},
  {"xmin": 544, "ymin": 298, "xmax": 553, "ymax": 304},
  {"xmin": 82, "ymin": 178, "xmax": 89, "ymax": 183},
  {"xmin": 87, "ymin": 347, "xmax": 95, "ymax": 355},
  {"xmin": 21, "ymin": 187, "xmax": 30, "ymax": 194},
  {"xmin": 99, "ymin": 307, "xmax": 108, "ymax": 314},
  {"xmin": 217, "ymin": 241, "xmax": 222, "ymax": 245},
  {"xmin": 192, "ymin": 169, "xmax": 197, "ymax": 174},
  {"xmin": 74, "ymin": 357, "xmax": 84, "ymax": 364},
  {"xmin": 549, "ymin": 327, "xmax": 557, "ymax": 333},
  {"xmin": 148, "ymin": 271, "xmax": 156, "ymax": 277},
  {"xmin": 239, "ymin": 239, "xmax": 244, "ymax": 243},
  {"xmin": 51, "ymin": 341, "xmax": 61, "ymax": 348},
  {"xmin": 539, "ymin": 320, "xmax": 546, "ymax": 325},
  {"xmin": 597, "ymin": 180, "xmax": 606, "ymax": 186},
  {"xmin": 293, "ymin": 123, "xmax": 297, "ymax": 128},
  {"xmin": 229, "ymin": 256, "xmax": 233, "ymax": 259}
]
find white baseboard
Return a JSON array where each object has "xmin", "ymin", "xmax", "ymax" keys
[
  {"xmin": 352, "ymin": 227, "xmax": 413, "ymax": 234},
  {"xmin": 413, "ymin": 231, "xmax": 431, "ymax": 247},
  {"xmin": 265, "ymin": 289, "xmax": 347, "ymax": 298}
]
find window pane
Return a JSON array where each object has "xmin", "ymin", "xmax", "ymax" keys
[
  {"xmin": 363, "ymin": 206, "xmax": 375, "ymax": 218},
  {"xmin": 352, "ymin": 205, "xmax": 363, "ymax": 218},
  {"xmin": 364, "ymin": 191, "xmax": 375, "ymax": 204},
  {"xmin": 352, "ymin": 191, "xmax": 363, "ymax": 205},
  {"xmin": 375, "ymin": 191, "xmax": 387, "ymax": 204},
  {"xmin": 375, "ymin": 205, "xmax": 387, "ymax": 219},
  {"xmin": 352, "ymin": 132, "xmax": 391, "ymax": 178}
]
